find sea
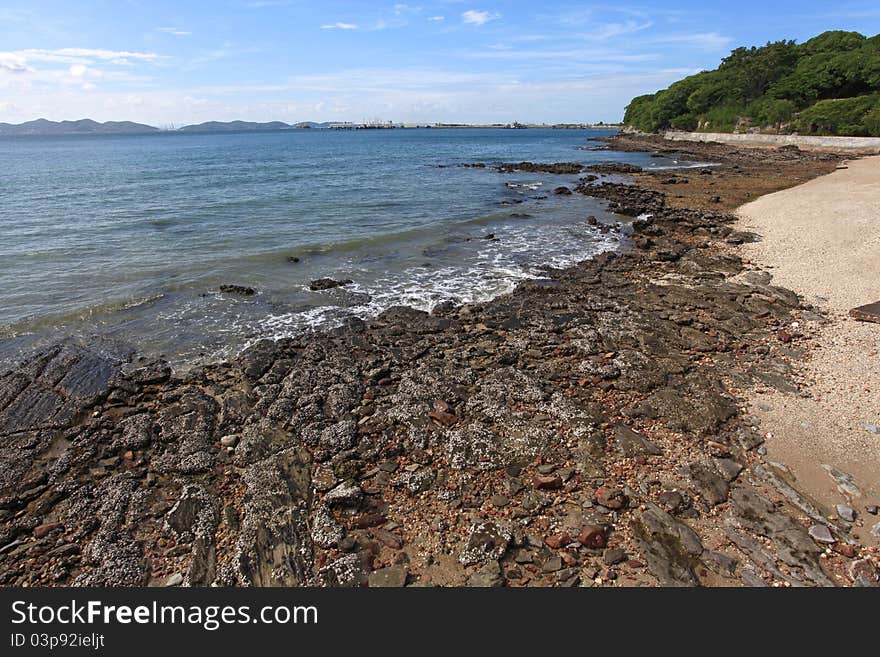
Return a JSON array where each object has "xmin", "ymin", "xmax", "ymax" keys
[{"xmin": 0, "ymin": 127, "xmax": 698, "ymax": 369}]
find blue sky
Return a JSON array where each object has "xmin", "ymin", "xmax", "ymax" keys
[{"xmin": 1, "ymin": 1, "xmax": 879, "ymax": 125}]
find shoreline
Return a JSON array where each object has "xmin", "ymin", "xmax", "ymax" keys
[{"xmin": 1, "ymin": 135, "xmax": 878, "ymax": 587}]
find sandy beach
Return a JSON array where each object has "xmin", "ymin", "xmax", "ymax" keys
[{"xmin": 737, "ymin": 156, "xmax": 880, "ymax": 542}]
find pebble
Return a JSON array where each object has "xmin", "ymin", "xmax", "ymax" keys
[
  {"xmin": 219, "ymin": 434, "xmax": 238, "ymax": 448},
  {"xmin": 33, "ymin": 522, "xmax": 63, "ymax": 539},
  {"xmin": 535, "ymin": 475, "xmax": 563, "ymax": 490},
  {"xmin": 544, "ymin": 533, "xmax": 571, "ymax": 549},
  {"xmin": 836, "ymin": 504, "xmax": 856, "ymax": 523},
  {"xmin": 577, "ymin": 525, "xmax": 607, "ymax": 549},
  {"xmin": 542, "ymin": 556, "xmax": 563, "ymax": 573},
  {"xmin": 164, "ymin": 573, "xmax": 184, "ymax": 587},
  {"xmin": 603, "ymin": 548, "xmax": 627, "ymax": 565},
  {"xmin": 367, "ymin": 566, "xmax": 408, "ymax": 588},
  {"xmin": 808, "ymin": 524, "xmax": 835, "ymax": 544},
  {"xmin": 490, "ymin": 494, "xmax": 509, "ymax": 508},
  {"xmin": 866, "ymin": 505, "xmax": 879, "ymax": 515}
]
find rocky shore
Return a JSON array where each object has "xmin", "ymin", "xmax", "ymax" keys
[{"xmin": 1, "ymin": 135, "xmax": 877, "ymax": 587}]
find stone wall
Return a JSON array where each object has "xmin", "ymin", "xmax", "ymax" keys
[{"xmin": 665, "ymin": 130, "xmax": 880, "ymax": 153}]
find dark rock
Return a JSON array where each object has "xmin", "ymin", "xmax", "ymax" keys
[
  {"xmin": 497, "ymin": 162, "xmax": 583, "ymax": 174},
  {"xmin": 604, "ymin": 548, "xmax": 627, "ymax": 565},
  {"xmin": 219, "ymin": 284, "xmax": 256, "ymax": 296},
  {"xmin": 467, "ymin": 560, "xmax": 504, "ymax": 587},
  {"xmin": 613, "ymin": 423, "xmax": 662, "ymax": 457},
  {"xmin": 585, "ymin": 162, "xmax": 643, "ymax": 174},
  {"xmin": 684, "ymin": 461, "xmax": 730, "ymax": 506},
  {"xmin": 309, "ymin": 278, "xmax": 353, "ymax": 291},
  {"xmin": 368, "ymin": 565, "xmax": 408, "ymax": 588},
  {"xmin": 632, "ymin": 503, "xmax": 703, "ymax": 586},
  {"xmin": 849, "ymin": 301, "xmax": 880, "ymax": 324},
  {"xmin": 595, "ymin": 487, "xmax": 627, "ymax": 510},
  {"xmin": 459, "ymin": 522, "xmax": 511, "ymax": 566},
  {"xmin": 577, "ymin": 525, "xmax": 607, "ymax": 549},
  {"xmin": 553, "ymin": 186, "xmax": 573, "ymax": 195}
]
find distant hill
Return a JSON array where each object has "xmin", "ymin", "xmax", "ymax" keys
[
  {"xmin": 178, "ymin": 121, "xmax": 292, "ymax": 132},
  {"xmin": 624, "ymin": 30, "xmax": 880, "ymax": 137},
  {"xmin": 0, "ymin": 118, "xmax": 159, "ymax": 135}
]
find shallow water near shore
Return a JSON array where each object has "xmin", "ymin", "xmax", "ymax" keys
[{"xmin": 0, "ymin": 127, "xmax": 688, "ymax": 367}]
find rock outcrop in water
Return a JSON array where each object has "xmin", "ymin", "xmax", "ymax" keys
[{"xmin": 0, "ymin": 145, "xmax": 876, "ymax": 588}]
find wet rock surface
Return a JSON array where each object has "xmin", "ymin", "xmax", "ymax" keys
[{"xmin": 0, "ymin": 141, "xmax": 874, "ymax": 588}]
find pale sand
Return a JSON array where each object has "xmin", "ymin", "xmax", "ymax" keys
[{"xmin": 737, "ymin": 156, "xmax": 880, "ymax": 537}]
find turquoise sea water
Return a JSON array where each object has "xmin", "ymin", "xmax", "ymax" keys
[{"xmin": 0, "ymin": 128, "xmax": 691, "ymax": 367}]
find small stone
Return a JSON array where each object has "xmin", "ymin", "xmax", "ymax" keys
[
  {"xmin": 514, "ymin": 550, "xmax": 533, "ymax": 564},
  {"xmin": 467, "ymin": 560, "xmax": 504, "ymax": 587},
  {"xmin": 603, "ymin": 548, "xmax": 626, "ymax": 565},
  {"xmin": 866, "ymin": 505, "xmax": 879, "ymax": 515},
  {"xmin": 368, "ymin": 566, "xmax": 408, "ymax": 588},
  {"xmin": 544, "ymin": 533, "xmax": 571, "ymax": 550},
  {"xmin": 164, "ymin": 573, "xmax": 184, "ymax": 587},
  {"xmin": 658, "ymin": 490, "xmax": 685, "ymax": 513},
  {"xmin": 577, "ymin": 525, "xmax": 607, "ymax": 549},
  {"xmin": 595, "ymin": 486, "xmax": 627, "ymax": 510},
  {"xmin": 324, "ymin": 482, "xmax": 363, "ymax": 506},
  {"xmin": 459, "ymin": 522, "xmax": 511, "ymax": 566},
  {"xmin": 490, "ymin": 494, "xmax": 509, "ymax": 508},
  {"xmin": 836, "ymin": 504, "xmax": 856, "ymax": 522},
  {"xmin": 542, "ymin": 556, "xmax": 563, "ymax": 573},
  {"xmin": 535, "ymin": 475, "xmax": 563, "ymax": 490},
  {"xmin": 33, "ymin": 522, "xmax": 63, "ymax": 539},
  {"xmin": 219, "ymin": 434, "xmax": 238, "ymax": 448},
  {"xmin": 808, "ymin": 524, "xmax": 835, "ymax": 544}
]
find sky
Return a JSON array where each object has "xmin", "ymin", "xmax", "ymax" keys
[{"xmin": 1, "ymin": 1, "xmax": 879, "ymax": 126}]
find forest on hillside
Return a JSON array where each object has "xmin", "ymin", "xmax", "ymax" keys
[{"xmin": 624, "ymin": 31, "xmax": 880, "ymax": 136}]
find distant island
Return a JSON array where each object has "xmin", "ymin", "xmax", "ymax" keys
[
  {"xmin": 178, "ymin": 120, "xmax": 294, "ymax": 132},
  {"xmin": 0, "ymin": 118, "xmax": 618, "ymax": 136},
  {"xmin": 624, "ymin": 30, "xmax": 880, "ymax": 136},
  {"xmin": 0, "ymin": 118, "xmax": 159, "ymax": 135}
]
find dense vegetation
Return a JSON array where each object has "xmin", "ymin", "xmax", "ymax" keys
[{"xmin": 624, "ymin": 31, "xmax": 880, "ymax": 136}]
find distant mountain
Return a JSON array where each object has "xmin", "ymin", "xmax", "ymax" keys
[
  {"xmin": 178, "ymin": 120, "xmax": 292, "ymax": 132},
  {"xmin": 0, "ymin": 118, "xmax": 159, "ymax": 135}
]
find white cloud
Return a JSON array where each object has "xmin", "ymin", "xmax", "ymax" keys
[
  {"xmin": 429, "ymin": 16, "xmax": 445, "ymax": 22},
  {"xmin": 2, "ymin": 48, "xmax": 162, "ymax": 66},
  {"xmin": 321, "ymin": 22, "xmax": 358, "ymax": 30},
  {"xmin": 68, "ymin": 64, "xmax": 88, "ymax": 77},
  {"xmin": 652, "ymin": 32, "xmax": 733, "ymax": 50},
  {"xmin": 158, "ymin": 27, "xmax": 192, "ymax": 36},
  {"xmin": 579, "ymin": 20, "xmax": 653, "ymax": 40},
  {"xmin": 462, "ymin": 10, "xmax": 499, "ymax": 26},
  {"xmin": 393, "ymin": 4, "xmax": 421, "ymax": 15}
]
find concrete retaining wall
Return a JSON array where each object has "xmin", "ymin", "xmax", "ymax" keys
[{"xmin": 664, "ymin": 130, "xmax": 880, "ymax": 153}]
